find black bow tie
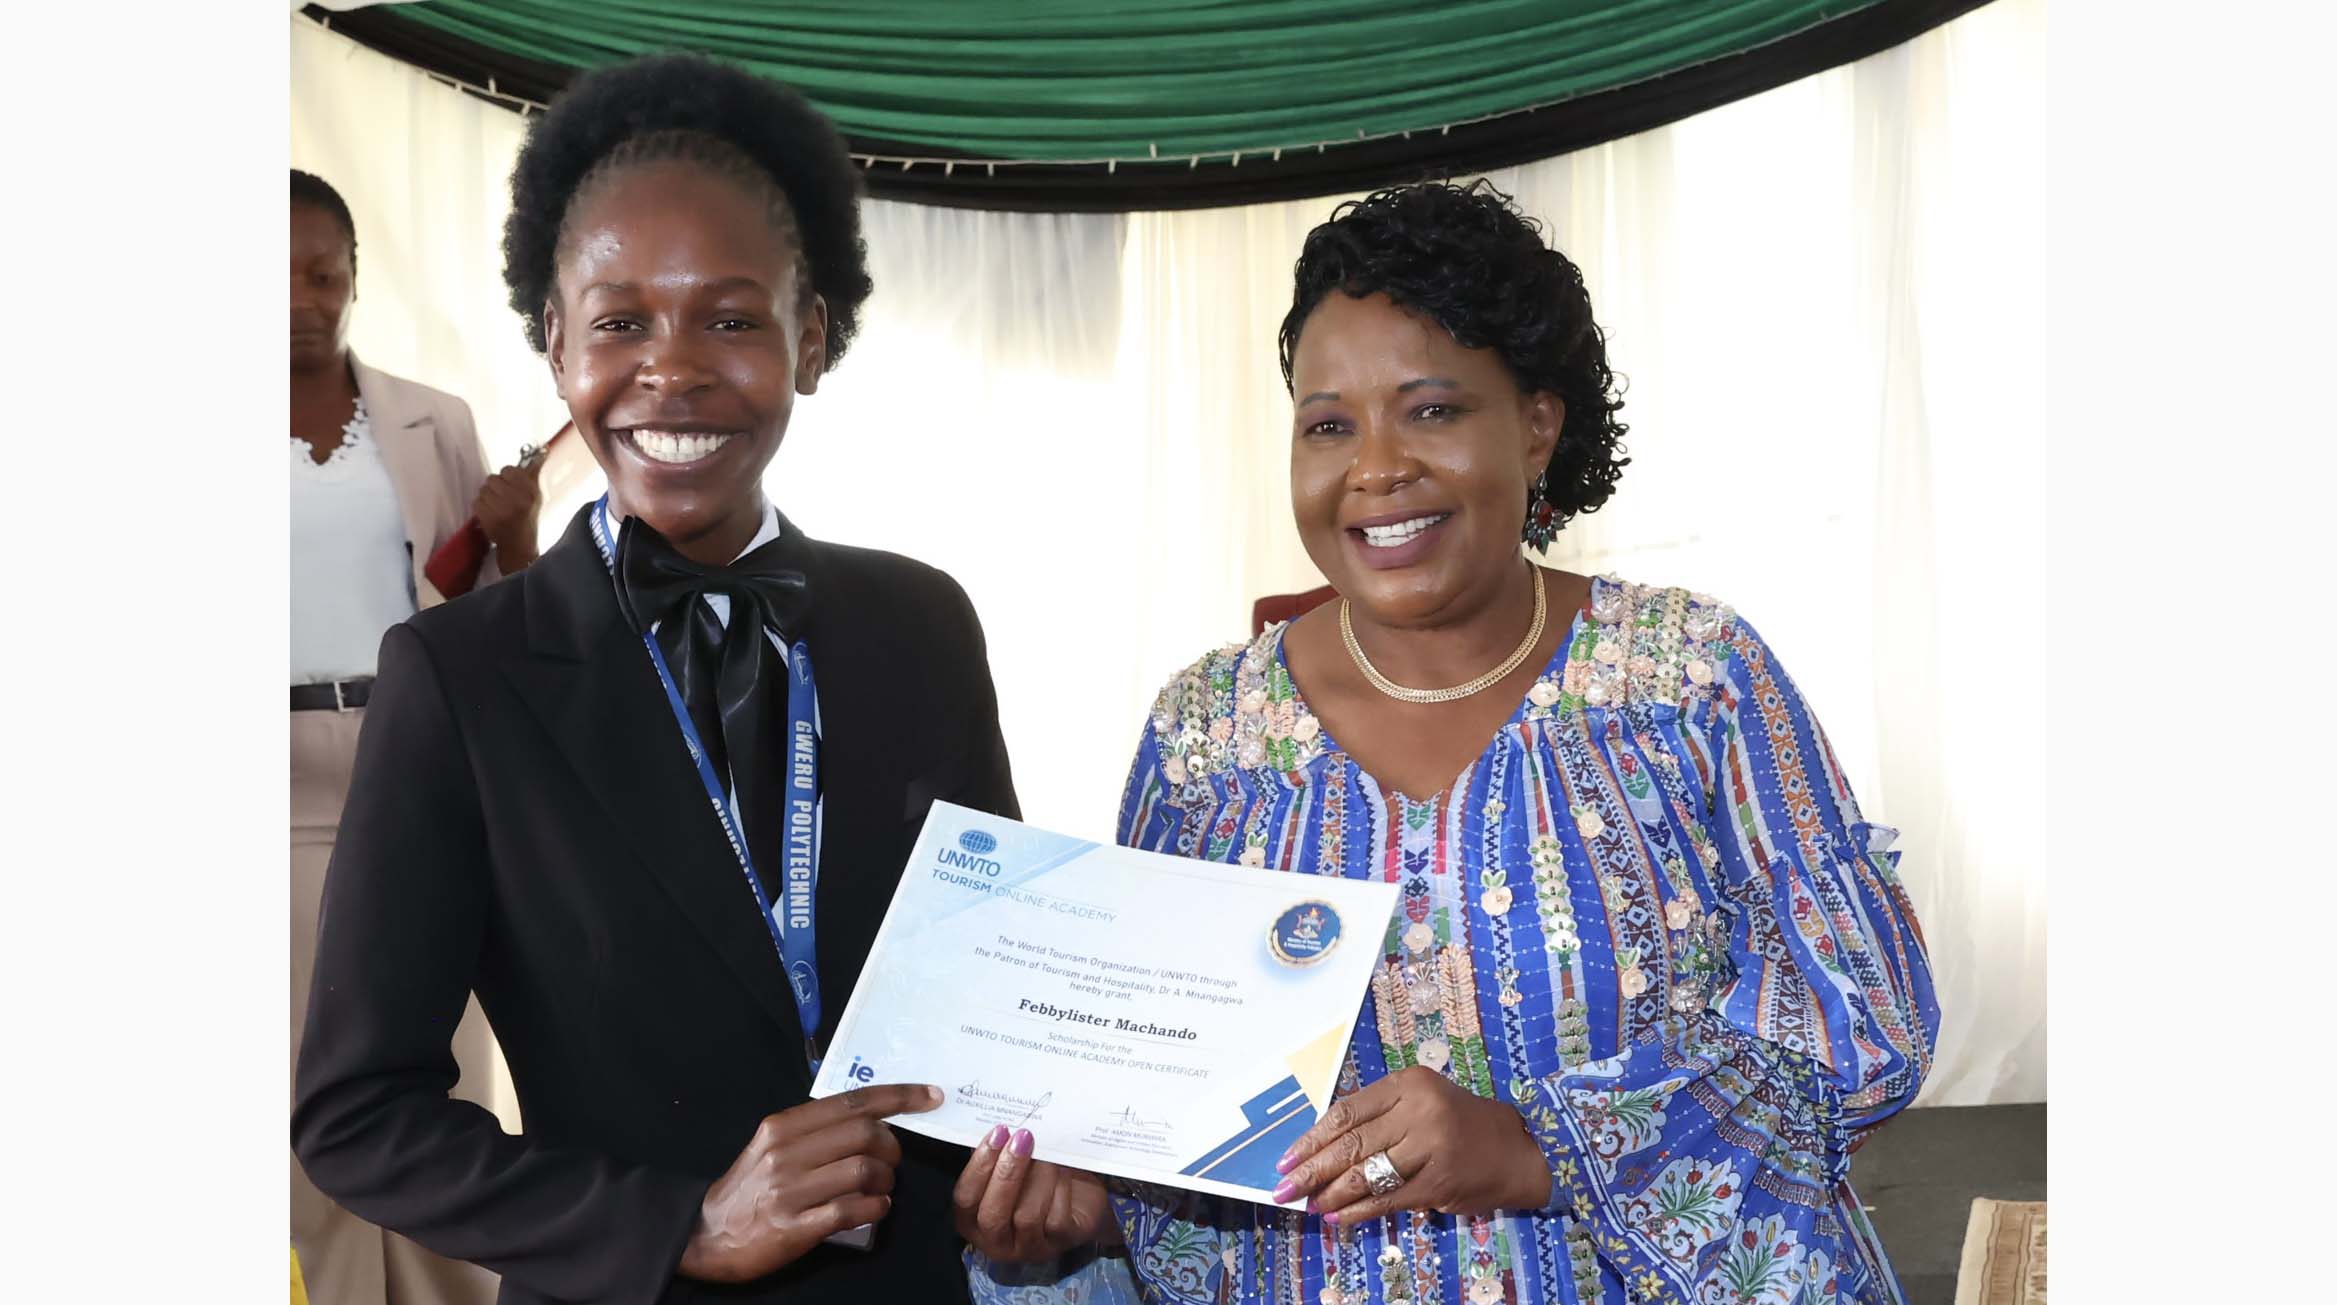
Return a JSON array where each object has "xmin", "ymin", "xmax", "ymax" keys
[
  {"xmin": 612, "ymin": 514, "xmax": 810, "ymax": 890},
  {"xmin": 612, "ymin": 513, "xmax": 810, "ymax": 651}
]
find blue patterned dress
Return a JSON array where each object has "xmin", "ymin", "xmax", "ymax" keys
[{"xmin": 973, "ymin": 576, "xmax": 1937, "ymax": 1305}]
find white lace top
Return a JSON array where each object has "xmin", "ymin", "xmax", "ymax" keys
[{"xmin": 291, "ymin": 398, "xmax": 417, "ymax": 682}]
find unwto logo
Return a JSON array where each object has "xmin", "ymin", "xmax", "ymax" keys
[{"xmin": 938, "ymin": 827, "xmax": 1003, "ymax": 876}]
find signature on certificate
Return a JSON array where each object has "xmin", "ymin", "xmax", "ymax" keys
[
  {"xmin": 1108, "ymin": 1105, "xmax": 1169, "ymax": 1131},
  {"xmin": 959, "ymin": 1080, "xmax": 1055, "ymax": 1126}
]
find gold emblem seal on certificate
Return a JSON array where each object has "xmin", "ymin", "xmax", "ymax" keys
[{"xmin": 1268, "ymin": 900, "xmax": 1343, "ymax": 967}]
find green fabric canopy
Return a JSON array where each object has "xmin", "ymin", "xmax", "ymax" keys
[{"xmin": 385, "ymin": 0, "xmax": 1885, "ymax": 162}]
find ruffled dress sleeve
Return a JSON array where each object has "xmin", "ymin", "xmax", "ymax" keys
[{"xmin": 1516, "ymin": 610, "xmax": 1940, "ymax": 1303}]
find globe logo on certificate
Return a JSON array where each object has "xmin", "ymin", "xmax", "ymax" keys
[
  {"xmin": 958, "ymin": 829, "xmax": 999, "ymax": 855},
  {"xmin": 1267, "ymin": 900, "xmax": 1342, "ymax": 967}
]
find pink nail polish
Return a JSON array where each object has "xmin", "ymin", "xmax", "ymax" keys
[
  {"xmin": 1011, "ymin": 1129, "xmax": 1034, "ymax": 1157},
  {"xmin": 1272, "ymin": 1180, "xmax": 1298, "ymax": 1204},
  {"xmin": 984, "ymin": 1125, "xmax": 1008, "ymax": 1150},
  {"xmin": 1322, "ymin": 1211, "xmax": 1340, "ymax": 1225},
  {"xmin": 1275, "ymin": 1151, "xmax": 1298, "ymax": 1174}
]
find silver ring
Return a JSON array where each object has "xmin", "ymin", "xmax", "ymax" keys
[{"xmin": 1361, "ymin": 1149, "xmax": 1404, "ymax": 1197}]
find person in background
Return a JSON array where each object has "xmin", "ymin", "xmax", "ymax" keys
[
  {"xmin": 290, "ymin": 167, "xmax": 541, "ymax": 1305},
  {"xmin": 959, "ymin": 180, "xmax": 1939, "ymax": 1305},
  {"xmin": 293, "ymin": 55, "xmax": 1018, "ymax": 1304}
]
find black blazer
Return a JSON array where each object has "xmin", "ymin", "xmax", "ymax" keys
[{"xmin": 294, "ymin": 504, "xmax": 1018, "ymax": 1304}]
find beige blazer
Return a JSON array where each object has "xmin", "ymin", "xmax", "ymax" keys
[{"xmin": 351, "ymin": 355, "xmax": 499, "ymax": 609}]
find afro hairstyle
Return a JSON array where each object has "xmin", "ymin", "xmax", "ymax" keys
[{"xmin": 500, "ymin": 53, "xmax": 873, "ymax": 366}]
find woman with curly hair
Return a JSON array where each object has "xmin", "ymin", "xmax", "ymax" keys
[
  {"xmin": 293, "ymin": 54, "xmax": 1019, "ymax": 1304},
  {"xmin": 960, "ymin": 181, "xmax": 1938, "ymax": 1305}
]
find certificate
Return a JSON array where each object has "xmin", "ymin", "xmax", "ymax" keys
[{"xmin": 811, "ymin": 801, "xmax": 1399, "ymax": 1206}]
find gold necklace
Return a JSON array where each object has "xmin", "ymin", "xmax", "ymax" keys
[{"xmin": 1340, "ymin": 568, "xmax": 1547, "ymax": 705}]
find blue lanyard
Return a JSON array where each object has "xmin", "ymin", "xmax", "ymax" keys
[{"xmin": 592, "ymin": 499, "xmax": 824, "ymax": 1071}]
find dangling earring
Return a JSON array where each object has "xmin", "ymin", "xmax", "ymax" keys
[{"xmin": 1522, "ymin": 471, "xmax": 1557, "ymax": 551}]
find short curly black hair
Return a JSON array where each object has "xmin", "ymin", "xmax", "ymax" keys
[
  {"xmin": 500, "ymin": 53, "xmax": 873, "ymax": 365},
  {"xmin": 291, "ymin": 169, "xmax": 357, "ymax": 276},
  {"xmin": 1278, "ymin": 179, "xmax": 1628, "ymax": 539}
]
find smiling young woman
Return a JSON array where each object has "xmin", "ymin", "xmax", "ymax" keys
[
  {"xmin": 292, "ymin": 56, "xmax": 1021, "ymax": 1305},
  {"xmin": 540, "ymin": 142, "xmax": 830, "ymax": 565},
  {"xmin": 965, "ymin": 182, "xmax": 1939, "ymax": 1305}
]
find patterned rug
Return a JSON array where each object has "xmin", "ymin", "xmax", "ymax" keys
[{"xmin": 1952, "ymin": 1199, "xmax": 2046, "ymax": 1305}]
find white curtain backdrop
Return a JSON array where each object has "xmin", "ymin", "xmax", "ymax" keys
[{"xmin": 293, "ymin": 0, "xmax": 2043, "ymax": 1106}]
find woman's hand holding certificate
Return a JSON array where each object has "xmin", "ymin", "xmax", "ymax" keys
[
  {"xmin": 677, "ymin": 1083, "xmax": 942, "ymax": 1282},
  {"xmin": 1267, "ymin": 1064, "xmax": 1553, "ymax": 1222},
  {"xmin": 952, "ymin": 1125, "xmax": 1120, "ymax": 1264}
]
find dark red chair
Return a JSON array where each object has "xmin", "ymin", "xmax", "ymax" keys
[{"xmin": 1251, "ymin": 584, "xmax": 1339, "ymax": 635}]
